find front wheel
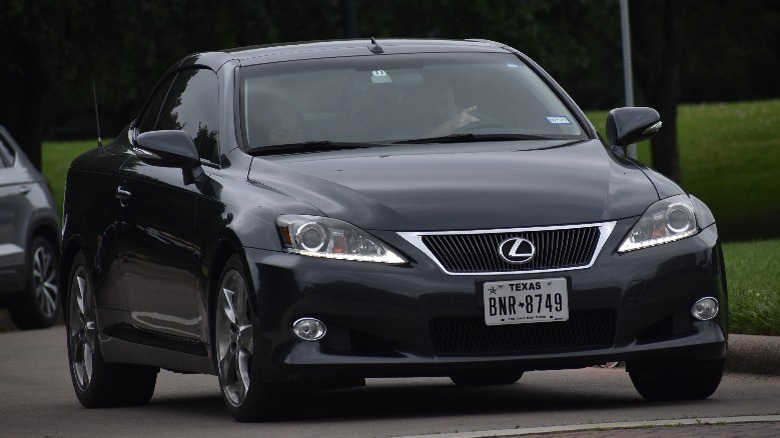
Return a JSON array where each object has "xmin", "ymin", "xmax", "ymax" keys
[
  {"xmin": 66, "ymin": 251, "xmax": 158, "ymax": 407},
  {"xmin": 628, "ymin": 358, "xmax": 724, "ymax": 401},
  {"xmin": 214, "ymin": 255, "xmax": 306, "ymax": 422}
]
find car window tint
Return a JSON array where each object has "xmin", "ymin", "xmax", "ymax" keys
[
  {"xmin": 0, "ymin": 134, "xmax": 15, "ymax": 168},
  {"xmin": 240, "ymin": 53, "xmax": 586, "ymax": 147},
  {"xmin": 157, "ymin": 68, "xmax": 220, "ymax": 163},
  {"xmin": 0, "ymin": 138, "xmax": 8, "ymax": 168},
  {"xmin": 137, "ymin": 74, "xmax": 176, "ymax": 135}
]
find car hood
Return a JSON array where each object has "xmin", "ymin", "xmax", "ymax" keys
[{"xmin": 247, "ymin": 140, "xmax": 664, "ymax": 231}]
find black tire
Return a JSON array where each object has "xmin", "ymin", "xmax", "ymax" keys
[
  {"xmin": 628, "ymin": 358, "xmax": 724, "ymax": 401},
  {"xmin": 450, "ymin": 370, "xmax": 523, "ymax": 386},
  {"xmin": 9, "ymin": 236, "xmax": 60, "ymax": 330},
  {"xmin": 214, "ymin": 254, "xmax": 307, "ymax": 422},
  {"xmin": 66, "ymin": 251, "xmax": 158, "ymax": 408}
]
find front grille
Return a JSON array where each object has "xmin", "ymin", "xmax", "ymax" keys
[
  {"xmin": 430, "ymin": 310, "xmax": 616, "ymax": 356},
  {"xmin": 420, "ymin": 225, "xmax": 604, "ymax": 274}
]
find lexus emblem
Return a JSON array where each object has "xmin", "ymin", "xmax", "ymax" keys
[{"xmin": 498, "ymin": 237, "xmax": 536, "ymax": 264}]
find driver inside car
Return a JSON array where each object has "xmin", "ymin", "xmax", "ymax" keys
[{"xmin": 403, "ymin": 82, "xmax": 480, "ymax": 138}]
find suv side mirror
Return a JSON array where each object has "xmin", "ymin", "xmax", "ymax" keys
[
  {"xmin": 606, "ymin": 107, "xmax": 662, "ymax": 148},
  {"xmin": 134, "ymin": 130, "xmax": 200, "ymax": 169}
]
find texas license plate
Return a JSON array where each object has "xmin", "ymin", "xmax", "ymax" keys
[{"xmin": 483, "ymin": 278, "xmax": 569, "ymax": 325}]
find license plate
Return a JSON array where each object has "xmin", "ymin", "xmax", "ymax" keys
[{"xmin": 483, "ymin": 278, "xmax": 569, "ymax": 325}]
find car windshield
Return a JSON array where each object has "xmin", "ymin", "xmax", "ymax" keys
[{"xmin": 240, "ymin": 52, "xmax": 587, "ymax": 152}]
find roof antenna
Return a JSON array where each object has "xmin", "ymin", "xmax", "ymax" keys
[
  {"xmin": 92, "ymin": 82, "xmax": 103, "ymax": 149},
  {"xmin": 368, "ymin": 37, "xmax": 384, "ymax": 54}
]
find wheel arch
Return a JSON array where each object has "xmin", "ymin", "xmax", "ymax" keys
[
  {"xmin": 206, "ymin": 232, "xmax": 242, "ymax": 327},
  {"xmin": 59, "ymin": 236, "xmax": 85, "ymax": 321},
  {"xmin": 29, "ymin": 219, "xmax": 60, "ymax": 253},
  {"xmin": 22, "ymin": 216, "xmax": 61, "ymax": 291}
]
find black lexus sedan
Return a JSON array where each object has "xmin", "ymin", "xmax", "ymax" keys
[{"xmin": 62, "ymin": 39, "xmax": 727, "ymax": 421}]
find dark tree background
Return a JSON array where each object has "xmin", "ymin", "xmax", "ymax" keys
[{"xmin": 1, "ymin": 0, "xmax": 778, "ymax": 181}]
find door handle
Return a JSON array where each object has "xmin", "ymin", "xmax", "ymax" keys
[
  {"xmin": 115, "ymin": 186, "xmax": 132, "ymax": 205},
  {"xmin": 18, "ymin": 185, "xmax": 31, "ymax": 195},
  {"xmin": 115, "ymin": 187, "xmax": 131, "ymax": 199}
]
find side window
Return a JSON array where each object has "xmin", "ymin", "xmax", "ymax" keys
[
  {"xmin": 0, "ymin": 139, "xmax": 8, "ymax": 168},
  {"xmin": 0, "ymin": 134, "xmax": 15, "ymax": 168},
  {"xmin": 137, "ymin": 74, "xmax": 176, "ymax": 134},
  {"xmin": 157, "ymin": 68, "xmax": 220, "ymax": 163}
]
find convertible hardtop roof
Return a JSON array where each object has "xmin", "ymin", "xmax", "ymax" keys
[{"xmin": 176, "ymin": 38, "xmax": 516, "ymax": 71}]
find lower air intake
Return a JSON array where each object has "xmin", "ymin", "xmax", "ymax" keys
[{"xmin": 430, "ymin": 310, "xmax": 616, "ymax": 356}]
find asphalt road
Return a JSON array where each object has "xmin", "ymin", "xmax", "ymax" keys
[{"xmin": 2, "ymin": 326, "xmax": 780, "ymax": 438}]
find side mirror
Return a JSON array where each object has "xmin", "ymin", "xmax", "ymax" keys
[
  {"xmin": 134, "ymin": 130, "xmax": 200, "ymax": 169},
  {"xmin": 606, "ymin": 107, "xmax": 662, "ymax": 147}
]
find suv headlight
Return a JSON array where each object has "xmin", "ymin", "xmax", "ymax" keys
[
  {"xmin": 276, "ymin": 215, "xmax": 406, "ymax": 264},
  {"xmin": 618, "ymin": 194, "xmax": 699, "ymax": 253}
]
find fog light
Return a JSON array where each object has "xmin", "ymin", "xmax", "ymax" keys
[
  {"xmin": 291, "ymin": 318, "xmax": 327, "ymax": 341},
  {"xmin": 691, "ymin": 297, "xmax": 719, "ymax": 321}
]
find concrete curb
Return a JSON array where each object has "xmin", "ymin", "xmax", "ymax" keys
[
  {"xmin": 726, "ymin": 334, "xmax": 780, "ymax": 376},
  {"xmin": 1, "ymin": 309, "xmax": 777, "ymax": 375}
]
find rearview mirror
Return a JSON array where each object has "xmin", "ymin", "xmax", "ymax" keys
[
  {"xmin": 134, "ymin": 130, "xmax": 200, "ymax": 169},
  {"xmin": 606, "ymin": 107, "xmax": 662, "ymax": 147}
]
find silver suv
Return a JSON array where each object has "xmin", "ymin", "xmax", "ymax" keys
[{"xmin": 0, "ymin": 125, "xmax": 60, "ymax": 329}]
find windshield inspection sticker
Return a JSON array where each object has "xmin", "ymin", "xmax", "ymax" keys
[
  {"xmin": 546, "ymin": 116, "xmax": 571, "ymax": 124},
  {"xmin": 370, "ymin": 70, "xmax": 392, "ymax": 84}
]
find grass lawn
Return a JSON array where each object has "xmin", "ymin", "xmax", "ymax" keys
[
  {"xmin": 723, "ymin": 239, "xmax": 780, "ymax": 336},
  {"xmin": 41, "ymin": 139, "xmax": 97, "ymax": 218}
]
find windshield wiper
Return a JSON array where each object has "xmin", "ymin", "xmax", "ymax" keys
[
  {"xmin": 247, "ymin": 140, "xmax": 381, "ymax": 156},
  {"xmin": 391, "ymin": 133, "xmax": 557, "ymax": 144},
  {"xmin": 247, "ymin": 134, "xmax": 562, "ymax": 155}
]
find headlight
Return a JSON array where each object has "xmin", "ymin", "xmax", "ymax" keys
[
  {"xmin": 276, "ymin": 215, "xmax": 407, "ymax": 264},
  {"xmin": 618, "ymin": 195, "xmax": 699, "ymax": 253}
]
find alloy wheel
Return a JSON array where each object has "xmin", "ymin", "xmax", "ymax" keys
[
  {"xmin": 216, "ymin": 269, "xmax": 254, "ymax": 408},
  {"xmin": 32, "ymin": 245, "xmax": 59, "ymax": 318},
  {"xmin": 68, "ymin": 266, "xmax": 95, "ymax": 392}
]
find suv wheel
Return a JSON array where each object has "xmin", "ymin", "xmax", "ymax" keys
[{"xmin": 9, "ymin": 236, "xmax": 60, "ymax": 329}]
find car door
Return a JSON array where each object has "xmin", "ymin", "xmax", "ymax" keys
[
  {"xmin": 0, "ymin": 133, "xmax": 29, "ymax": 292},
  {"xmin": 117, "ymin": 67, "xmax": 220, "ymax": 341}
]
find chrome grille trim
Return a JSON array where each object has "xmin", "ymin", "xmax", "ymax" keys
[{"xmin": 398, "ymin": 222, "xmax": 616, "ymax": 276}]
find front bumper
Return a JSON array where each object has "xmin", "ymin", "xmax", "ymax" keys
[
  {"xmin": 0, "ymin": 243, "xmax": 26, "ymax": 299},
  {"xmin": 243, "ymin": 220, "xmax": 728, "ymax": 382}
]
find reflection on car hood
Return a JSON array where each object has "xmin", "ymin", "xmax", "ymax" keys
[{"xmin": 247, "ymin": 140, "xmax": 664, "ymax": 231}]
